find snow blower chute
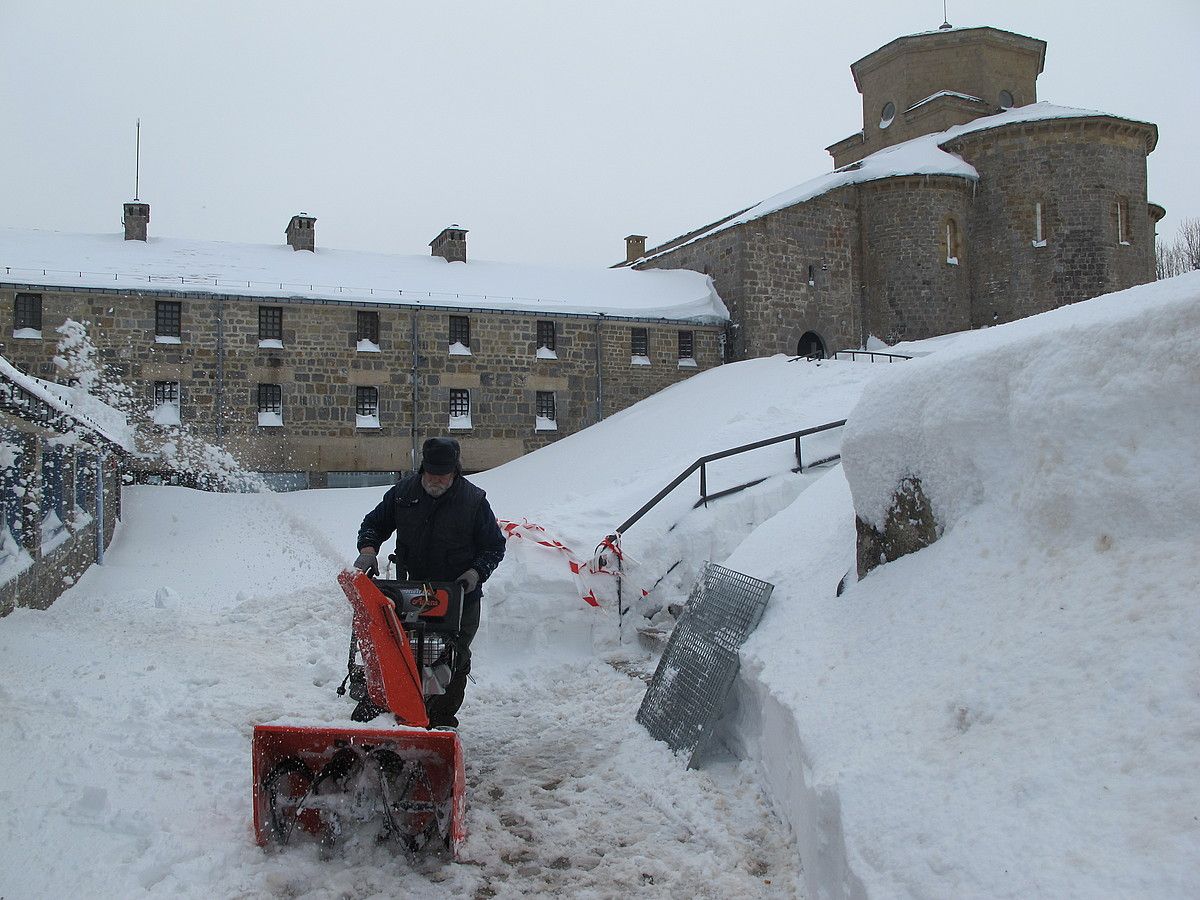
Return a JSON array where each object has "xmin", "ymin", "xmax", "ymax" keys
[{"xmin": 252, "ymin": 570, "xmax": 467, "ymax": 855}]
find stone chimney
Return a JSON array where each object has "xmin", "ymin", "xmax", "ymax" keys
[
  {"xmin": 286, "ymin": 213, "xmax": 316, "ymax": 251},
  {"xmin": 123, "ymin": 201, "xmax": 150, "ymax": 241},
  {"xmin": 625, "ymin": 234, "xmax": 648, "ymax": 263},
  {"xmin": 430, "ymin": 226, "xmax": 468, "ymax": 263}
]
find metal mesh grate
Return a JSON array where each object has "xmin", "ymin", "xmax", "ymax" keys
[
  {"xmin": 636, "ymin": 563, "xmax": 773, "ymax": 767},
  {"xmin": 409, "ymin": 630, "xmax": 450, "ymax": 668},
  {"xmin": 684, "ymin": 564, "xmax": 774, "ymax": 653}
]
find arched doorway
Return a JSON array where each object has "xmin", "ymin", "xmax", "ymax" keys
[{"xmin": 797, "ymin": 331, "xmax": 826, "ymax": 359}]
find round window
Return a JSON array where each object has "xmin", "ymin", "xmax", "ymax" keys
[
  {"xmin": 999, "ymin": 90, "xmax": 1014, "ymax": 110},
  {"xmin": 880, "ymin": 101, "xmax": 896, "ymax": 129}
]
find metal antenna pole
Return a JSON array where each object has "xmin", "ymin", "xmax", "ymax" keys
[
  {"xmin": 941, "ymin": 0, "xmax": 951, "ymax": 29},
  {"xmin": 134, "ymin": 119, "xmax": 141, "ymax": 200}
]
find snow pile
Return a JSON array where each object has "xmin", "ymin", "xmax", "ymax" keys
[{"xmin": 723, "ymin": 272, "xmax": 1200, "ymax": 897}]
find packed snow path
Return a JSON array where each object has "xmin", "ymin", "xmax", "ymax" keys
[{"xmin": 0, "ymin": 487, "xmax": 801, "ymax": 898}]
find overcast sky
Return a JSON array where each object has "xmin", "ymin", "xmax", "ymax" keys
[{"xmin": 3, "ymin": 1, "xmax": 1197, "ymax": 269}]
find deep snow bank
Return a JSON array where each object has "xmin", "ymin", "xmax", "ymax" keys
[{"xmin": 722, "ymin": 273, "xmax": 1200, "ymax": 897}]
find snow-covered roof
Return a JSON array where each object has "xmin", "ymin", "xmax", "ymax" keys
[
  {"xmin": 0, "ymin": 355, "xmax": 134, "ymax": 451},
  {"xmin": 639, "ymin": 102, "xmax": 1152, "ymax": 263},
  {"xmin": 906, "ymin": 90, "xmax": 983, "ymax": 112},
  {"xmin": 0, "ymin": 229, "xmax": 728, "ymax": 324}
]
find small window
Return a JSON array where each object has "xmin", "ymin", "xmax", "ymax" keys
[
  {"xmin": 945, "ymin": 218, "xmax": 961, "ymax": 265},
  {"xmin": 1033, "ymin": 201, "xmax": 1047, "ymax": 248},
  {"xmin": 535, "ymin": 391, "xmax": 557, "ymax": 431},
  {"xmin": 356, "ymin": 310, "xmax": 379, "ymax": 345},
  {"xmin": 14, "ymin": 293, "xmax": 42, "ymax": 334},
  {"xmin": 155, "ymin": 301, "xmax": 181, "ymax": 340},
  {"xmin": 355, "ymin": 386, "xmax": 380, "ymax": 429},
  {"xmin": 880, "ymin": 101, "xmax": 896, "ymax": 129},
  {"xmin": 449, "ymin": 315, "xmax": 471, "ymax": 350},
  {"xmin": 355, "ymin": 386, "xmax": 379, "ymax": 417},
  {"xmin": 153, "ymin": 381, "xmax": 181, "ymax": 426},
  {"xmin": 259, "ymin": 306, "xmax": 283, "ymax": 343},
  {"xmin": 678, "ymin": 330, "xmax": 694, "ymax": 359},
  {"xmin": 999, "ymin": 90, "xmax": 1015, "ymax": 110},
  {"xmin": 807, "ymin": 264, "xmax": 816, "ymax": 287},
  {"xmin": 257, "ymin": 383, "xmax": 282, "ymax": 414},
  {"xmin": 1117, "ymin": 197, "xmax": 1132, "ymax": 245},
  {"xmin": 630, "ymin": 327, "xmax": 648, "ymax": 360},
  {"xmin": 449, "ymin": 388, "xmax": 472, "ymax": 429},
  {"xmin": 154, "ymin": 380, "xmax": 179, "ymax": 406},
  {"xmin": 258, "ymin": 384, "xmax": 283, "ymax": 426},
  {"xmin": 537, "ymin": 320, "xmax": 556, "ymax": 352}
]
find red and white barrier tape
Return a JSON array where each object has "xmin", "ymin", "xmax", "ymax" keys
[{"xmin": 497, "ymin": 518, "xmax": 650, "ymax": 608}]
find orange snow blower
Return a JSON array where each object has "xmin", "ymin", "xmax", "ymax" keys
[{"xmin": 252, "ymin": 570, "xmax": 467, "ymax": 855}]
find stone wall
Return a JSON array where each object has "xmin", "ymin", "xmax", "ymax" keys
[
  {"xmin": 946, "ymin": 119, "xmax": 1157, "ymax": 326},
  {"xmin": 844, "ymin": 27, "xmax": 1044, "ymax": 166},
  {"xmin": 638, "ymin": 190, "xmax": 860, "ymax": 360},
  {"xmin": 0, "ymin": 286, "xmax": 722, "ymax": 477},
  {"xmin": 634, "ymin": 227, "xmax": 745, "ymax": 358},
  {"xmin": 858, "ymin": 175, "xmax": 973, "ymax": 343},
  {"xmin": 739, "ymin": 192, "xmax": 861, "ymax": 357}
]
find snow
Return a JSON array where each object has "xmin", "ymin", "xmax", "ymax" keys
[
  {"xmin": 642, "ymin": 102, "xmax": 1148, "ymax": 263},
  {"xmin": 154, "ymin": 335, "xmax": 181, "ymax": 345},
  {"xmin": 448, "ymin": 340, "xmax": 472, "ymax": 356},
  {"xmin": 151, "ymin": 402, "xmax": 181, "ymax": 426},
  {"xmin": 0, "ymin": 354, "xmax": 135, "ymax": 451},
  {"xmin": 257, "ymin": 338, "xmax": 284, "ymax": 349},
  {"xmin": 258, "ymin": 411, "xmax": 283, "ymax": 427},
  {"xmin": 534, "ymin": 415, "xmax": 557, "ymax": 432},
  {"xmin": 906, "ymin": 89, "xmax": 983, "ymax": 111},
  {"xmin": 0, "ymin": 227, "xmax": 728, "ymax": 323},
  {"xmin": 536, "ymin": 345, "xmax": 558, "ymax": 360},
  {"xmin": 1, "ymin": 273, "xmax": 1197, "ymax": 897},
  {"xmin": 630, "ymin": 354, "xmax": 651, "ymax": 366},
  {"xmin": 678, "ymin": 357, "xmax": 698, "ymax": 368},
  {"xmin": 448, "ymin": 413, "xmax": 472, "ymax": 430},
  {"xmin": 12, "ymin": 327, "xmax": 42, "ymax": 339},
  {"xmin": 355, "ymin": 413, "xmax": 380, "ymax": 430},
  {"xmin": 356, "ymin": 338, "xmax": 380, "ymax": 353}
]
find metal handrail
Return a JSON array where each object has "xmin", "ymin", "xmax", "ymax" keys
[
  {"xmin": 831, "ymin": 349, "xmax": 912, "ymax": 362},
  {"xmin": 612, "ymin": 419, "xmax": 847, "ymax": 537}
]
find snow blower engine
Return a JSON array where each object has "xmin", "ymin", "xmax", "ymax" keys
[{"xmin": 251, "ymin": 570, "xmax": 467, "ymax": 855}]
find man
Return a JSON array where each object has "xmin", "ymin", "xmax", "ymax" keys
[{"xmin": 354, "ymin": 437, "xmax": 506, "ymax": 728}]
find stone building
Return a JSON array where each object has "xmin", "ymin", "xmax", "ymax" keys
[
  {"xmin": 0, "ymin": 216, "xmax": 726, "ymax": 485},
  {"xmin": 624, "ymin": 25, "xmax": 1163, "ymax": 361}
]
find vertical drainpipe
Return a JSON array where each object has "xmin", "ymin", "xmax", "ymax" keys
[
  {"xmin": 594, "ymin": 314, "xmax": 605, "ymax": 424},
  {"xmin": 215, "ymin": 297, "xmax": 226, "ymax": 443},
  {"xmin": 410, "ymin": 312, "xmax": 420, "ymax": 473},
  {"xmin": 855, "ymin": 184, "xmax": 870, "ymax": 349}
]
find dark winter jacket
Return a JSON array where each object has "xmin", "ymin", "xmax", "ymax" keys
[{"xmin": 356, "ymin": 471, "xmax": 506, "ymax": 599}]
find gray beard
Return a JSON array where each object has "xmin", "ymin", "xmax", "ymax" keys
[{"xmin": 422, "ymin": 477, "xmax": 450, "ymax": 498}]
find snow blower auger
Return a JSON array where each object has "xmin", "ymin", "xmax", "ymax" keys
[{"xmin": 252, "ymin": 570, "xmax": 467, "ymax": 857}]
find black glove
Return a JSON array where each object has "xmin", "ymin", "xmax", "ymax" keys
[
  {"xmin": 456, "ymin": 568, "xmax": 480, "ymax": 594},
  {"xmin": 353, "ymin": 549, "xmax": 378, "ymax": 575}
]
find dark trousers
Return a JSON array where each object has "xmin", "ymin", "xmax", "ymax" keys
[{"xmin": 425, "ymin": 594, "xmax": 479, "ymax": 727}]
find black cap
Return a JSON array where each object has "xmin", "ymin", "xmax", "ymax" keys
[{"xmin": 421, "ymin": 437, "xmax": 460, "ymax": 475}]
